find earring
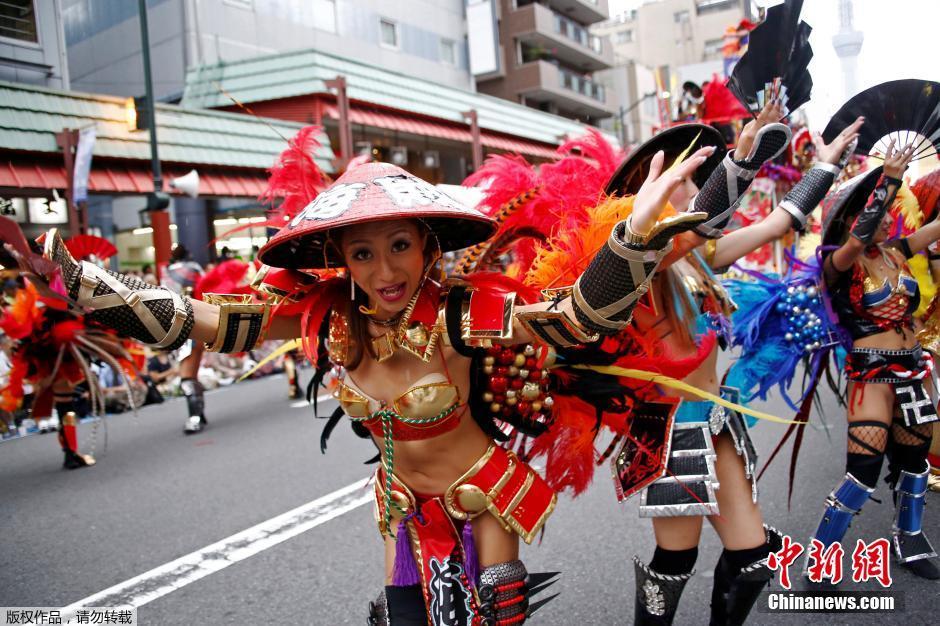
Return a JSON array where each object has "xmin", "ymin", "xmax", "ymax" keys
[{"xmin": 350, "ymin": 277, "xmax": 356, "ymax": 301}]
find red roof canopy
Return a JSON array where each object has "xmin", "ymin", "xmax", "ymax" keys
[
  {"xmin": 321, "ymin": 103, "xmax": 561, "ymax": 161},
  {"xmin": 0, "ymin": 158, "xmax": 268, "ymax": 197}
]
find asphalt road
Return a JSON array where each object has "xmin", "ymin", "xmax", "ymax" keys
[{"xmin": 1, "ymin": 370, "xmax": 937, "ymax": 625}]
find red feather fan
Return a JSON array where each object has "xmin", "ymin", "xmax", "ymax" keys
[
  {"xmin": 65, "ymin": 234, "xmax": 117, "ymax": 261},
  {"xmin": 460, "ymin": 129, "xmax": 625, "ymax": 278}
]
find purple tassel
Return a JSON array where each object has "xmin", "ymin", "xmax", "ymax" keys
[
  {"xmin": 461, "ymin": 521, "xmax": 479, "ymax": 588},
  {"xmin": 391, "ymin": 514, "xmax": 420, "ymax": 586}
]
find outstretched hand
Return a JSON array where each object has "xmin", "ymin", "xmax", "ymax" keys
[
  {"xmin": 734, "ymin": 100, "xmax": 785, "ymax": 161},
  {"xmin": 815, "ymin": 116, "xmax": 863, "ymax": 165},
  {"xmin": 883, "ymin": 138, "xmax": 916, "ymax": 180},
  {"xmin": 631, "ymin": 146, "xmax": 717, "ymax": 236}
]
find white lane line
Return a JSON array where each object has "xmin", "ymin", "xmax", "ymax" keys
[
  {"xmin": 291, "ymin": 393, "xmax": 332, "ymax": 409},
  {"xmin": 61, "ymin": 477, "xmax": 372, "ymax": 615}
]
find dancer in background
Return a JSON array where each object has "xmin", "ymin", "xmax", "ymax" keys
[
  {"xmin": 162, "ymin": 244, "xmax": 208, "ymax": 434},
  {"xmin": 811, "ymin": 140, "xmax": 940, "ymax": 580}
]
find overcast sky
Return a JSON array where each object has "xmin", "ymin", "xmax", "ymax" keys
[{"xmin": 607, "ymin": 0, "xmax": 938, "ymax": 129}]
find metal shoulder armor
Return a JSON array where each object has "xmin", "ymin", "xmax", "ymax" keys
[{"xmin": 440, "ymin": 284, "xmax": 515, "ymax": 351}]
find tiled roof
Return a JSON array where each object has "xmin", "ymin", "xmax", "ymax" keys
[
  {"xmin": 0, "ymin": 80, "xmax": 334, "ymax": 172},
  {"xmin": 181, "ymin": 47, "xmax": 619, "ymax": 148}
]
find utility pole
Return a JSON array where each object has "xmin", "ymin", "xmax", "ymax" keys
[{"xmin": 138, "ymin": 0, "xmax": 171, "ymax": 280}]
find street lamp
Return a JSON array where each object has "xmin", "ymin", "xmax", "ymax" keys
[{"xmin": 617, "ymin": 91, "xmax": 657, "ymax": 148}]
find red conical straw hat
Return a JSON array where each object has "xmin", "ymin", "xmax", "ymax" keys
[{"xmin": 258, "ymin": 162, "xmax": 496, "ymax": 269}]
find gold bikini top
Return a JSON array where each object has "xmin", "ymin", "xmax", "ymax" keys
[{"xmin": 334, "ymin": 373, "xmax": 462, "ymax": 421}]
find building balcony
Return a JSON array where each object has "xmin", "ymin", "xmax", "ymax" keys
[
  {"xmin": 514, "ymin": 59, "xmax": 612, "ymax": 120},
  {"xmin": 545, "ymin": 0, "xmax": 609, "ymax": 25},
  {"xmin": 510, "ymin": 1, "xmax": 613, "ymax": 72}
]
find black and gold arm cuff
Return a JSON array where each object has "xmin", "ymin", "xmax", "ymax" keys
[
  {"xmin": 44, "ymin": 228, "xmax": 194, "ymax": 350},
  {"xmin": 515, "ymin": 309, "xmax": 599, "ymax": 347},
  {"xmin": 572, "ymin": 211, "xmax": 708, "ymax": 335},
  {"xmin": 202, "ymin": 294, "xmax": 271, "ymax": 353}
]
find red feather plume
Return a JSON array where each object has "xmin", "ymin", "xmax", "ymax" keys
[
  {"xmin": 261, "ymin": 126, "xmax": 329, "ymax": 223},
  {"xmin": 194, "ymin": 259, "xmax": 252, "ymax": 300},
  {"xmin": 913, "ymin": 168, "xmax": 940, "ymax": 223}
]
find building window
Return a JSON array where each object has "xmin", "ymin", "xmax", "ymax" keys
[
  {"xmin": 379, "ymin": 19, "xmax": 398, "ymax": 49},
  {"xmin": 519, "ymin": 41, "xmax": 551, "ymax": 64},
  {"xmin": 696, "ymin": 0, "xmax": 736, "ymax": 13},
  {"xmin": 0, "ymin": 0, "xmax": 38, "ymax": 43},
  {"xmin": 312, "ymin": 0, "xmax": 336, "ymax": 33},
  {"xmin": 440, "ymin": 38, "xmax": 456, "ymax": 65},
  {"xmin": 616, "ymin": 30, "xmax": 633, "ymax": 44},
  {"xmin": 703, "ymin": 38, "xmax": 723, "ymax": 58},
  {"xmin": 674, "ymin": 10, "xmax": 690, "ymax": 23}
]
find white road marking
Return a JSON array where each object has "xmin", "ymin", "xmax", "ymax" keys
[
  {"xmin": 291, "ymin": 393, "xmax": 332, "ymax": 409},
  {"xmin": 61, "ymin": 477, "xmax": 373, "ymax": 615}
]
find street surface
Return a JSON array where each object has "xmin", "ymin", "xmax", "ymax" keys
[{"xmin": 2, "ymin": 370, "xmax": 937, "ymax": 625}]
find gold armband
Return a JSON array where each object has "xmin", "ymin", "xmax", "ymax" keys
[
  {"xmin": 516, "ymin": 308, "xmax": 599, "ymax": 347},
  {"xmin": 203, "ymin": 293, "xmax": 271, "ymax": 353}
]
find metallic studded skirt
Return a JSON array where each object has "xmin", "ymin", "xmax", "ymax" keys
[{"xmin": 638, "ymin": 386, "xmax": 758, "ymax": 517}]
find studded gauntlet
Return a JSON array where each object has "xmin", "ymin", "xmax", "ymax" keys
[
  {"xmin": 691, "ymin": 123, "xmax": 791, "ymax": 238},
  {"xmin": 572, "ymin": 211, "xmax": 707, "ymax": 335},
  {"xmin": 44, "ymin": 229, "xmax": 194, "ymax": 350},
  {"xmin": 779, "ymin": 162, "xmax": 841, "ymax": 230}
]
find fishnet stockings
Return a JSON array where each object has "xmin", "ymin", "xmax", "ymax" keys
[
  {"xmin": 847, "ymin": 420, "xmax": 889, "ymax": 455},
  {"xmin": 890, "ymin": 420, "xmax": 932, "ymax": 447}
]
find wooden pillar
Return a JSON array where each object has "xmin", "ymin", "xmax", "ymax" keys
[
  {"xmin": 326, "ymin": 76, "xmax": 353, "ymax": 170},
  {"xmin": 462, "ymin": 109, "xmax": 483, "ymax": 171},
  {"xmin": 54, "ymin": 128, "xmax": 82, "ymax": 236}
]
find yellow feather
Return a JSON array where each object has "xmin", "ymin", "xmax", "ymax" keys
[
  {"xmin": 910, "ymin": 254, "xmax": 936, "ymax": 318},
  {"xmin": 237, "ymin": 339, "xmax": 303, "ymax": 382},
  {"xmin": 894, "ymin": 183, "xmax": 922, "ymax": 231},
  {"xmin": 664, "ymin": 130, "xmax": 703, "ymax": 177}
]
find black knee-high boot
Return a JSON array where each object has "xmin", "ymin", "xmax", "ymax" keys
[
  {"xmin": 180, "ymin": 378, "xmax": 206, "ymax": 434},
  {"xmin": 710, "ymin": 526, "xmax": 783, "ymax": 625},
  {"xmin": 634, "ymin": 547, "xmax": 698, "ymax": 625},
  {"xmin": 368, "ymin": 585, "xmax": 425, "ymax": 626}
]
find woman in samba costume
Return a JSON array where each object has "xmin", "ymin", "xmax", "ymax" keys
[
  {"xmin": 598, "ymin": 112, "xmax": 862, "ymax": 625},
  {"xmin": 460, "ymin": 94, "xmax": 859, "ymax": 623},
  {"xmin": 13, "ymin": 141, "xmax": 714, "ymax": 624},
  {"xmin": 808, "ymin": 143, "xmax": 940, "ymax": 581}
]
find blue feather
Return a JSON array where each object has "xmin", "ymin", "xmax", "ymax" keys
[{"xmin": 723, "ymin": 251, "xmax": 838, "ymax": 427}]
